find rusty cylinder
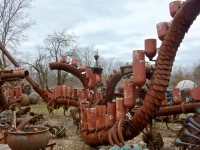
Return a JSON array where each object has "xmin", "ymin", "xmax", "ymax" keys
[
  {"xmin": 72, "ymin": 58, "xmax": 78, "ymax": 66},
  {"xmin": 81, "ymin": 89, "xmax": 88, "ymax": 99},
  {"xmin": 193, "ymin": 87, "xmax": 200, "ymax": 102},
  {"xmin": 80, "ymin": 102, "xmax": 89, "ymax": 131},
  {"xmin": 95, "ymin": 105, "xmax": 106, "ymax": 131},
  {"xmin": 73, "ymin": 88, "xmax": 77, "ymax": 100},
  {"xmin": 47, "ymin": 92, "xmax": 52, "ymax": 100},
  {"xmin": 169, "ymin": 1, "xmax": 182, "ymax": 18},
  {"xmin": 80, "ymin": 63, "xmax": 86, "ymax": 72},
  {"xmin": 86, "ymin": 69, "xmax": 95, "ymax": 79},
  {"xmin": 86, "ymin": 107, "xmax": 96, "ymax": 133},
  {"xmin": 116, "ymin": 97, "xmax": 127, "ymax": 121},
  {"xmin": 51, "ymin": 92, "xmax": 55, "ymax": 100},
  {"xmin": 172, "ymin": 88, "xmax": 182, "ymax": 105},
  {"xmin": 106, "ymin": 102, "xmax": 116, "ymax": 128},
  {"xmin": 156, "ymin": 22, "xmax": 169, "ymax": 41},
  {"xmin": 88, "ymin": 78, "xmax": 96, "ymax": 89},
  {"xmin": 59, "ymin": 85, "xmax": 64, "ymax": 98},
  {"xmin": 69, "ymin": 87, "xmax": 73, "ymax": 99},
  {"xmin": 62, "ymin": 85, "xmax": 67, "ymax": 98},
  {"xmin": 144, "ymin": 39, "xmax": 157, "ymax": 61},
  {"xmin": 54, "ymin": 86, "xmax": 60, "ymax": 99},
  {"xmin": 133, "ymin": 50, "xmax": 146, "ymax": 88},
  {"xmin": 9, "ymin": 88, "xmax": 14, "ymax": 99},
  {"xmin": 124, "ymin": 81, "xmax": 136, "ymax": 109},
  {"xmin": 60, "ymin": 56, "xmax": 67, "ymax": 63}
]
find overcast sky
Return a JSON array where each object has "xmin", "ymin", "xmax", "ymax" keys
[{"xmin": 19, "ymin": 0, "xmax": 200, "ymax": 67}]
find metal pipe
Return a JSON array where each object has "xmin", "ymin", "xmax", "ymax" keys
[
  {"xmin": 1, "ymin": 70, "xmax": 29, "ymax": 79},
  {"xmin": 49, "ymin": 62, "xmax": 88, "ymax": 89},
  {"xmin": 0, "ymin": 44, "xmax": 20, "ymax": 67},
  {"xmin": 25, "ymin": 76, "xmax": 49, "ymax": 103}
]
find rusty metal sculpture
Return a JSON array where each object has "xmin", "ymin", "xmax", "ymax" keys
[{"xmin": 0, "ymin": 0, "xmax": 200, "ymax": 149}]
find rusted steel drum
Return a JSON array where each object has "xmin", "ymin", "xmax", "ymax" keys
[
  {"xmin": 54, "ymin": 85, "xmax": 60, "ymax": 99},
  {"xmin": 86, "ymin": 69, "xmax": 94, "ymax": 79},
  {"xmin": 95, "ymin": 105, "xmax": 106, "ymax": 131},
  {"xmin": 9, "ymin": 88, "xmax": 14, "ymax": 99},
  {"xmin": 144, "ymin": 39, "xmax": 157, "ymax": 60},
  {"xmin": 116, "ymin": 97, "xmax": 127, "ymax": 121},
  {"xmin": 88, "ymin": 78, "xmax": 96, "ymax": 89},
  {"xmin": 156, "ymin": 22, "xmax": 169, "ymax": 41},
  {"xmin": 172, "ymin": 88, "xmax": 182, "ymax": 104},
  {"xmin": 184, "ymin": 88, "xmax": 192, "ymax": 98},
  {"xmin": 80, "ymin": 102, "xmax": 89, "ymax": 131},
  {"xmin": 47, "ymin": 92, "xmax": 52, "ymax": 100},
  {"xmin": 62, "ymin": 85, "xmax": 67, "ymax": 98},
  {"xmin": 133, "ymin": 50, "xmax": 146, "ymax": 88},
  {"xmin": 69, "ymin": 86, "xmax": 73, "ymax": 99},
  {"xmin": 106, "ymin": 102, "xmax": 116, "ymax": 128},
  {"xmin": 51, "ymin": 92, "xmax": 55, "ymax": 100},
  {"xmin": 73, "ymin": 88, "xmax": 77, "ymax": 100},
  {"xmin": 169, "ymin": 1, "xmax": 182, "ymax": 18},
  {"xmin": 72, "ymin": 58, "xmax": 78, "ymax": 66},
  {"xmin": 17, "ymin": 82, "xmax": 22, "ymax": 98},
  {"xmin": 86, "ymin": 107, "xmax": 96, "ymax": 133},
  {"xmin": 81, "ymin": 89, "xmax": 88, "ymax": 99},
  {"xmin": 95, "ymin": 93, "xmax": 102, "ymax": 102},
  {"xmin": 59, "ymin": 85, "xmax": 64, "ymax": 98},
  {"xmin": 60, "ymin": 55, "xmax": 67, "ymax": 63},
  {"xmin": 7, "ymin": 126, "xmax": 49, "ymax": 150},
  {"xmin": 193, "ymin": 87, "xmax": 200, "ymax": 101},
  {"xmin": 80, "ymin": 63, "xmax": 86, "ymax": 72},
  {"xmin": 124, "ymin": 81, "xmax": 136, "ymax": 110}
]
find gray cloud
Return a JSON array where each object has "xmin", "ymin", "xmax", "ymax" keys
[{"xmin": 19, "ymin": 0, "xmax": 200, "ymax": 67}]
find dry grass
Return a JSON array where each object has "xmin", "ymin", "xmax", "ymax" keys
[{"xmin": 28, "ymin": 103, "xmax": 111, "ymax": 150}]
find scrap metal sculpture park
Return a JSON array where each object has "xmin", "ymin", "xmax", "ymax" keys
[{"xmin": 0, "ymin": 0, "xmax": 200, "ymax": 149}]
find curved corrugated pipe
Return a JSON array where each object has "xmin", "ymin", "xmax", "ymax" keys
[
  {"xmin": 131, "ymin": 0, "xmax": 200, "ymax": 137},
  {"xmin": 49, "ymin": 62, "xmax": 88, "ymax": 89}
]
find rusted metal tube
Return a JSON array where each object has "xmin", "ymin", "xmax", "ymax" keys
[
  {"xmin": 0, "ymin": 70, "xmax": 13, "ymax": 73},
  {"xmin": 124, "ymin": 81, "xmax": 136, "ymax": 110},
  {"xmin": 86, "ymin": 107, "xmax": 96, "ymax": 133},
  {"xmin": 95, "ymin": 105, "xmax": 106, "ymax": 131},
  {"xmin": 0, "ymin": 44, "xmax": 20, "ymax": 67},
  {"xmin": 81, "ymin": 130, "xmax": 110, "ymax": 146},
  {"xmin": 80, "ymin": 102, "xmax": 89, "ymax": 131},
  {"xmin": 169, "ymin": 1, "xmax": 182, "ymax": 18},
  {"xmin": 106, "ymin": 102, "xmax": 116, "ymax": 128},
  {"xmin": 133, "ymin": 50, "xmax": 146, "ymax": 88},
  {"xmin": 156, "ymin": 102, "xmax": 200, "ymax": 116},
  {"xmin": 56, "ymin": 98, "xmax": 79, "ymax": 107},
  {"xmin": 49, "ymin": 62, "xmax": 88, "ymax": 88},
  {"xmin": 144, "ymin": 39, "xmax": 157, "ymax": 61},
  {"xmin": 172, "ymin": 88, "xmax": 182, "ymax": 104},
  {"xmin": 116, "ymin": 97, "xmax": 127, "ymax": 121},
  {"xmin": 1, "ymin": 70, "xmax": 29, "ymax": 79},
  {"xmin": 25, "ymin": 77, "xmax": 49, "ymax": 103}
]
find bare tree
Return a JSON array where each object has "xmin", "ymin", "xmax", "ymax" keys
[
  {"xmin": 79, "ymin": 45, "xmax": 96, "ymax": 67},
  {"xmin": 36, "ymin": 29, "xmax": 79, "ymax": 85},
  {"xmin": 0, "ymin": 0, "xmax": 35, "ymax": 69}
]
